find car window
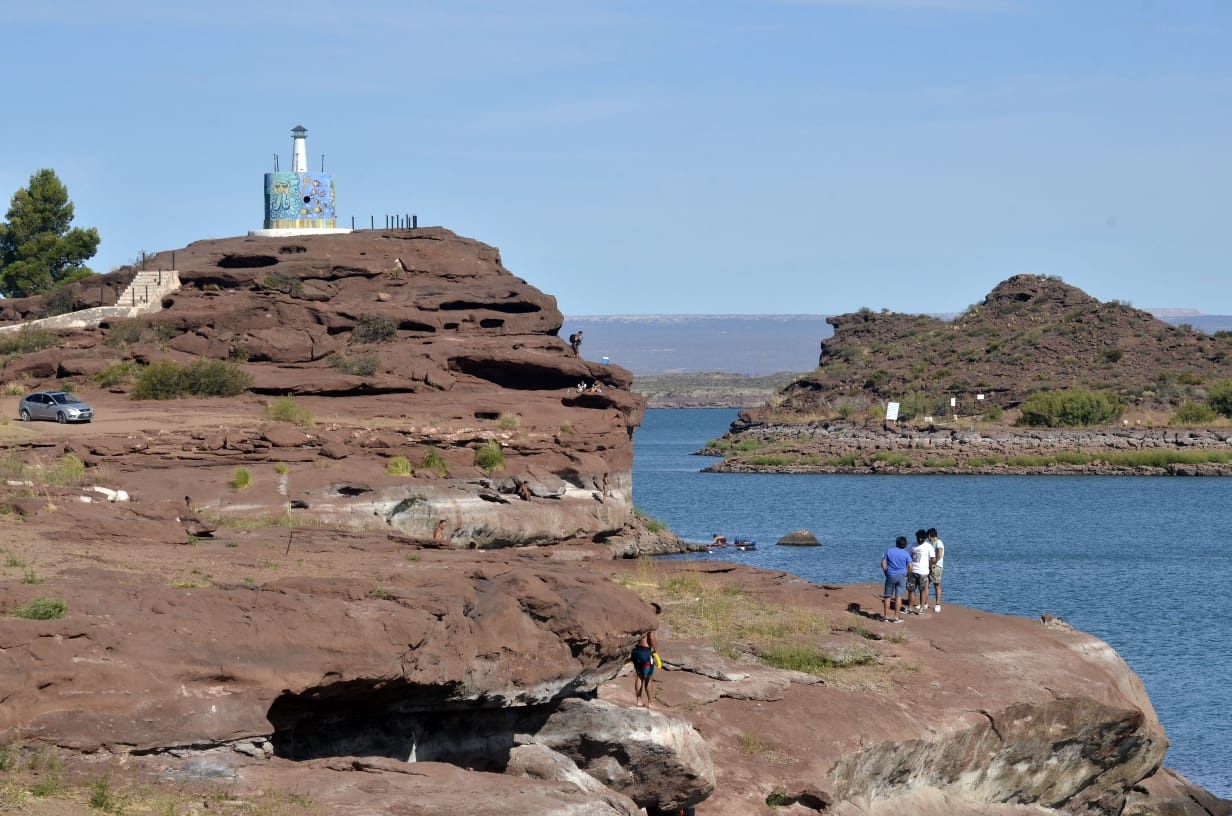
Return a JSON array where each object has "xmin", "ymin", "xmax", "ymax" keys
[
  {"xmin": 32, "ymin": 394, "xmax": 48, "ymax": 404},
  {"xmin": 53, "ymin": 394, "xmax": 82, "ymax": 404}
]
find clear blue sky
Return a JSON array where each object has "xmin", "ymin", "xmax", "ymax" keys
[{"xmin": 3, "ymin": 1, "xmax": 1229, "ymax": 315}]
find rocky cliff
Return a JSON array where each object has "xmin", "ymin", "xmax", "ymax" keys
[
  {"xmin": 1, "ymin": 228, "xmax": 674, "ymax": 554},
  {"xmin": 0, "ymin": 236, "xmax": 1227, "ymax": 814}
]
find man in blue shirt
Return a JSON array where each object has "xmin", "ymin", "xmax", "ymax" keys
[{"xmin": 881, "ymin": 536, "xmax": 912, "ymax": 622}]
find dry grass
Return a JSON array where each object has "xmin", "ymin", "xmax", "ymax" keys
[
  {"xmin": 736, "ymin": 733, "xmax": 800, "ymax": 766},
  {"xmin": 616, "ymin": 561, "xmax": 873, "ymax": 677}
]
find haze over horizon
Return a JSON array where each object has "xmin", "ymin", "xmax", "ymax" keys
[{"xmin": 3, "ymin": 1, "xmax": 1229, "ymax": 316}]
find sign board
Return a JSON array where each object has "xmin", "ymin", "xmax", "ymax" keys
[
  {"xmin": 885, "ymin": 402, "xmax": 900, "ymax": 422},
  {"xmin": 976, "ymin": 394, "xmax": 985, "ymax": 401},
  {"xmin": 950, "ymin": 397, "xmax": 957, "ymax": 407}
]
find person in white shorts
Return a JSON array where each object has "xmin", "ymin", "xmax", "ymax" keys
[{"xmin": 928, "ymin": 527, "xmax": 945, "ymax": 612}]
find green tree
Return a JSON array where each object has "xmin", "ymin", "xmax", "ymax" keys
[{"xmin": 0, "ymin": 169, "xmax": 100, "ymax": 298}]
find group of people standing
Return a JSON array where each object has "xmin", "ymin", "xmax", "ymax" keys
[{"xmin": 880, "ymin": 528, "xmax": 945, "ymax": 623}]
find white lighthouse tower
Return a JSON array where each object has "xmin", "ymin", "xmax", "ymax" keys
[
  {"xmin": 252, "ymin": 125, "xmax": 350, "ymax": 236},
  {"xmin": 290, "ymin": 125, "xmax": 309, "ymax": 173}
]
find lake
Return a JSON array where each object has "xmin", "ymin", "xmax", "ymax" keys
[{"xmin": 632, "ymin": 408, "xmax": 1231, "ymax": 797}]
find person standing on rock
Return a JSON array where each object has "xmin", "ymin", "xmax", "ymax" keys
[
  {"xmin": 907, "ymin": 529, "xmax": 935, "ymax": 614},
  {"xmin": 881, "ymin": 537, "xmax": 911, "ymax": 622},
  {"xmin": 569, "ymin": 330, "xmax": 583, "ymax": 356},
  {"xmin": 632, "ymin": 603, "xmax": 661, "ymax": 706},
  {"xmin": 928, "ymin": 527, "xmax": 945, "ymax": 612}
]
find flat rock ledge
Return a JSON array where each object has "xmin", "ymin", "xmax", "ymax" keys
[{"xmin": 706, "ymin": 423, "xmax": 1232, "ymax": 475}]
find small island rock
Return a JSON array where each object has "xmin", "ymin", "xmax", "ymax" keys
[{"xmin": 776, "ymin": 529, "xmax": 821, "ymax": 546}]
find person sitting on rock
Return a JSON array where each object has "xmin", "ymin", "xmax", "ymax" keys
[{"xmin": 433, "ymin": 519, "xmax": 447, "ymax": 541}]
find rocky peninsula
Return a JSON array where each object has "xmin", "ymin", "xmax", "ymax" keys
[
  {"xmin": 1, "ymin": 233, "xmax": 1227, "ymax": 814},
  {"xmin": 703, "ymin": 276, "xmax": 1232, "ymax": 475}
]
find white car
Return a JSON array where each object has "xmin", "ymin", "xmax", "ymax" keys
[{"xmin": 18, "ymin": 391, "xmax": 94, "ymax": 423}]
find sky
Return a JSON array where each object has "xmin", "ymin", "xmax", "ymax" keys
[{"xmin": 2, "ymin": 0, "xmax": 1229, "ymax": 316}]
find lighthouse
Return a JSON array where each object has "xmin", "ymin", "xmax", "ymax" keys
[
  {"xmin": 290, "ymin": 124, "xmax": 309, "ymax": 173},
  {"xmin": 252, "ymin": 125, "xmax": 350, "ymax": 236}
]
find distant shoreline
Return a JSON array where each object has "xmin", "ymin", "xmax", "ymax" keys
[{"xmin": 700, "ymin": 422, "xmax": 1232, "ymax": 476}]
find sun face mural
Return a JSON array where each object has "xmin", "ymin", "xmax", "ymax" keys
[{"xmin": 264, "ymin": 172, "xmax": 336, "ymax": 229}]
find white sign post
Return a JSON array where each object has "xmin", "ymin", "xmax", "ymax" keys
[{"xmin": 885, "ymin": 402, "xmax": 900, "ymax": 422}]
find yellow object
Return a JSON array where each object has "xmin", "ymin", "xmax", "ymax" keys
[{"xmin": 652, "ymin": 651, "xmax": 662, "ymax": 669}]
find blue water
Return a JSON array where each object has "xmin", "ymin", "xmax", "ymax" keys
[{"xmin": 632, "ymin": 408, "xmax": 1232, "ymax": 797}]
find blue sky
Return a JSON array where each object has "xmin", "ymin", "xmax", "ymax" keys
[{"xmin": 2, "ymin": 0, "xmax": 1229, "ymax": 315}]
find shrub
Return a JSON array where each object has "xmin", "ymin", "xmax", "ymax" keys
[
  {"xmin": 130, "ymin": 361, "xmax": 187, "ymax": 400},
  {"xmin": 263, "ymin": 271, "xmax": 303, "ymax": 295},
  {"xmin": 148, "ymin": 321, "xmax": 179, "ymax": 344},
  {"xmin": 230, "ymin": 467, "xmax": 251, "ymax": 490},
  {"xmin": 351, "ymin": 315, "xmax": 397, "ymax": 344},
  {"xmin": 13, "ymin": 596, "xmax": 67, "ymax": 620},
  {"xmin": 498, "ymin": 413, "xmax": 519, "ymax": 430},
  {"xmin": 330, "ymin": 351, "xmax": 379, "ymax": 376},
  {"xmin": 1209, "ymin": 380, "xmax": 1232, "ymax": 417},
  {"xmin": 982, "ymin": 405, "xmax": 1004, "ymax": 422},
  {"xmin": 0, "ymin": 326, "xmax": 57, "ymax": 355},
  {"xmin": 183, "ymin": 359, "xmax": 253, "ymax": 397},
  {"xmin": 1100, "ymin": 348, "xmax": 1123, "ymax": 363},
  {"xmin": 93, "ymin": 360, "xmax": 137, "ymax": 387},
  {"xmin": 898, "ymin": 392, "xmax": 944, "ymax": 422},
  {"xmin": 420, "ymin": 447, "xmax": 449, "ymax": 477},
  {"xmin": 43, "ymin": 284, "xmax": 77, "ymax": 316},
  {"xmin": 104, "ymin": 319, "xmax": 144, "ymax": 348},
  {"xmin": 264, "ymin": 395, "xmax": 314, "ymax": 427},
  {"xmin": 474, "ymin": 439, "xmax": 505, "ymax": 474},
  {"xmin": 923, "ymin": 457, "xmax": 957, "ymax": 468},
  {"xmin": 1016, "ymin": 388, "xmax": 1124, "ymax": 427},
  {"xmin": 387, "ymin": 455, "xmax": 412, "ymax": 476},
  {"xmin": 88, "ymin": 776, "xmax": 122, "ymax": 813},
  {"xmin": 634, "ymin": 508, "xmax": 667, "ymax": 533},
  {"xmin": 1171, "ymin": 401, "xmax": 1217, "ymax": 426},
  {"xmin": 44, "ymin": 454, "xmax": 85, "ymax": 486}
]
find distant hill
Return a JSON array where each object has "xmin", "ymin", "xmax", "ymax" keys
[
  {"xmin": 564, "ymin": 311, "xmax": 1232, "ymax": 377},
  {"xmin": 773, "ymin": 275, "xmax": 1232, "ymax": 418}
]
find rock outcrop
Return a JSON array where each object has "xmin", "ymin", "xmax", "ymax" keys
[
  {"xmin": 0, "ymin": 228, "xmax": 676, "ymax": 552},
  {"xmin": 779, "ymin": 275, "xmax": 1232, "ymax": 417},
  {"xmin": 1, "ymin": 237, "xmax": 1226, "ymax": 815}
]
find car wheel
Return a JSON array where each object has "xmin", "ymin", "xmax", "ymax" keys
[
  {"xmin": 20, "ymin": 408, "xmax": 31, "ymax": 421},
  {"xmin": 56, "ymin": 411, "xmax": 67, "ymax": 424}
]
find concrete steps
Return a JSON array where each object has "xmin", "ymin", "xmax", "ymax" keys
[{"xmin": 0, "ymin": 270, "xmax": 182, "ymax": 335}]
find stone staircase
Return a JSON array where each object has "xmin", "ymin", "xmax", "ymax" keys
[{"xmin": 0, "ymin": 270, "xmax": 181, "ymax": 335}]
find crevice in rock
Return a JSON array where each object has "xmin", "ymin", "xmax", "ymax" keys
[
  {"xmin": 979, "ymin": 709, "xmax": 1004, "ymax": 742},
  {"xmin": 218, "ymin": 255, "xmax": 279, "ymax": 269},
  {"xmin": 439, "ymin": 299, "xmax": 541, "ymax": 314},
  {"xmin": 450, "ymin": 357, "xmax": 581, "ymax": 391},
  {"xmin": 266, "ymin": 680, "xmax": 557, "ymax": 769}
]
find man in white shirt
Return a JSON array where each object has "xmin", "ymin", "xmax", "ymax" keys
[
  {"xmin": 907, "ymin": 529, "xmax": 936, "ymax": 614},
  {"xmin": 928, "ymin": 527, "xmax": 945, "ymax": 613}
]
